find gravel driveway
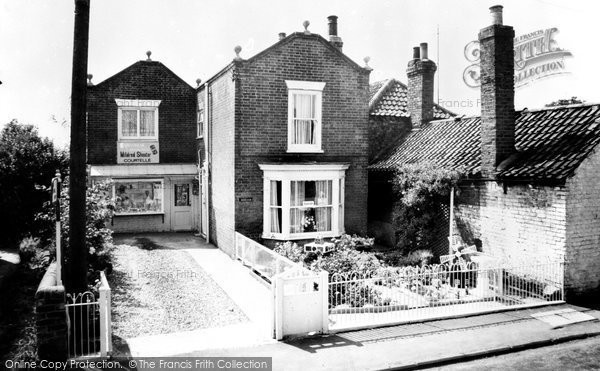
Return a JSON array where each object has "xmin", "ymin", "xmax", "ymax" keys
[{"xmin": 108, "ymin": 239, "xmax": 248, "ymax": 340}]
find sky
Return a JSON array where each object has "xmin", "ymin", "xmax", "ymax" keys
[{"xmin": 1, "ymin": 0, "xmax": 599, "ymax": 147}]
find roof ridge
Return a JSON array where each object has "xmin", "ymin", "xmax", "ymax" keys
[
  {"xmin": 369, "ymin": 78, "xmax": 396, "ymax": 110},
  {"xmin": 519, "ymin": 102, "xmax": 600, "ymax": 114}
]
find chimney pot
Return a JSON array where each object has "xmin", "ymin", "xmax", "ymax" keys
[
  {"xmin": 490, "ymin": 5, "xmax": 503, "ymax": 25},
  {"xmin": 327, "ymin": 15, "xmax": 338, "ymax": 36},
  {"xmin": 407, "ymin": 42, "xmax": 437, "ymax": 129},
  {"xmin": 412, "ymin": 47, "xmax": 421, "ymax": 60},
  {"xmin": 327, "ymin": 15, "xmax": 343, "ymax": 52},
  {"xmin": 420, "ymin": 43, "xmax": 429, "ymax": 60},
  {"xmin": 278, "ymin": 32, "xmax": 286, "ymax": 40}
]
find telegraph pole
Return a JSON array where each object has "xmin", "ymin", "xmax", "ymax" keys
[{"xmin": 68, "ymin": 0, "xmax": 90, "ymax": 293}]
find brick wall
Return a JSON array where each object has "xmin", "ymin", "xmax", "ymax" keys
[
  {"xmin": 368, "ymin": 116, "xmax": 411, "ymax": 162},
  {"xmin": 565, "ymin": 146, "xmax": 600, "ymax": 302},
  {"xmin": 35, "ymin": 263, "xmax": 68, "ymax": 361},
  {"xmin": 232, "ymin": 34, "xmax": 370, "ymax": 240},
  {"xmin": 87, "ymin": 61, "xmax": 196, "ymax": 164},
  {"xmin": 205, "ymin": 69, "xmax": 237, "ymax": 255},
  {"xmin": 455, "ymin": 181, "xmax": 567, "ymax": 264}
]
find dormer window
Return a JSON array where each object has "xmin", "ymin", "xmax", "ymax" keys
[
  {"xmin": 285, "ymin": 80, "xmax": 325, "ymax": 153},
  {"xmin": 116, "ymin": 99, "xmax": 160, "ymax": 140}
]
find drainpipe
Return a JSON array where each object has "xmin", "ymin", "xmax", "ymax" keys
[
  {"xmin": 449, "ymin": 186, "xmax": 455, "ymax": 254},
  {"xmin": 204, "ymin": 85, "xmax": 211, "ymax": 243}
]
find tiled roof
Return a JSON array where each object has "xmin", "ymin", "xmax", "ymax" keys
[
  {"xmin": 370, "ymin": 103, "xmax": 600, "ymax": 181},
  {"xmin": 369, "ymin": 79, "xmax": 455, "ymax": 120}
]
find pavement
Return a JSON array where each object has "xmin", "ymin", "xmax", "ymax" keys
[
  {"xmin": 181, "ymin": 304, "xmax": 600, "ymax": 371},
  {"xmin": 111, "ymin": 234, "xmax": 600, "ymax": 370}
]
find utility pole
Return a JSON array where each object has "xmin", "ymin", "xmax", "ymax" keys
[{"xmin": 68, "ymin": 0, "xmax": 90, "ymax": 293}]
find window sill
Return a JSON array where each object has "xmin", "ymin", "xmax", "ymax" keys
[
  {"xmin": 286, "ymin": 148, "xmax": 324, "ymax": 154},
  {"xmin": 262, "ymin": 231, "xmax": 339, "ymax": 241},
  {"xmin": 114, "ymin": 212, "xmax": 164, "ymax": 216},
  {"xmin": 118, "ymin": 138, "xmax": 159, "ymax": 142}
]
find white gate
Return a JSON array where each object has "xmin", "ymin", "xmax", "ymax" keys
[
  {"xmin": 234, "ymin": 232, "xmax": 329, "ymax": 340},
  {"xmin": 273, "ymin": 271, "xmax": 329, "ymax": 340},
  {"xmin": 66, "ymin": 271, "xmax": 112, "ymax": 359}
]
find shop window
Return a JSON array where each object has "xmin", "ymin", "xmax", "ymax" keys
[{"xmin": 114, "ymin": 179, "xmax": 163, "ymax": 214}]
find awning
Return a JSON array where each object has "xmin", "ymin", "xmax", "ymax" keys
[{"xmin": 89, "ymin": 164, "xmax": 198, "ymax": 177}]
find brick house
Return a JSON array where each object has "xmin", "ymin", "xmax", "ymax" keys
[
  {"xmin": 369, "ymin": 6, "xmax": 600, "ymax": 302},
  {"xmin": 86, "ymin": 55, "xmax": 199, "ymax": 232},
  {"xmin": 196, "ymin": 17, "xmax": 372, "ymax": 256}
]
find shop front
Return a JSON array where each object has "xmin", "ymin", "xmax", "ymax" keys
[{"xmin": 90, "ymin": 164, "xmax": 199, "ymax": 233}]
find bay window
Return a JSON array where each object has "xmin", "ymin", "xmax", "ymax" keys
[
  {"xmin": 116, "ymin": 99, "xmax": 160, "ymax": 140},
  {"xmin": 259, "ymin": 163, "xmax": 348, "ymax": 240},
  {"xmin": 285, "ymin": 80, "xmax": 325, "ymax": 153},
  {"xmin": 114, "ymin": 179, "xmax": 164, "ymax": 215}
]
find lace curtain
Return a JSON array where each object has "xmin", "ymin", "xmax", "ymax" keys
[
  {"xmin": 270, "ymin": 180, "xmax": 281, "ymax": 233},
  {"xmin": 292, "ymin": 94, "xmax": 315, "ymax": 144},
  {"xmin": 122, "ymin": 110, "xmax": 137, "ymax": 136},
  {"xmin": 290, "ymin": 181, "xmax": 306, "ymax": 233},
  {"xmin": 140, "ymin": 110, "xmax": 155, "ymax": 136},
  {"xmin": 315, "ymin": 181, "xmax": 332, "ymax": 232}
]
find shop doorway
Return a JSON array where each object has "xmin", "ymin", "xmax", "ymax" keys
[{"xmin": 172, "ymin": 182, "xmax": 192, "ymax": 231}]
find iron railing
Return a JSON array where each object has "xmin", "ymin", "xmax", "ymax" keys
[{"xmin": 328, "ymin": 259, "xmax": 564, "ymax": 330}]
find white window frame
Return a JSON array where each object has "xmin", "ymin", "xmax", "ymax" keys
[
  {"xmin": 112, "ymin": 178, "xmax": 164, "ymax": 215},
  {"xmin": 285, "ymin": 80, "xmax": 325, "ymax": 153},
  {"xmin": 259, "ymin": 163, "xmax": 348, "ymax": 240},
  {"xmin": 197, "ymin": 101, "xmax": 205, "ymax": 139},
  {"xmin": 115, "ymin": 99, "xmax": 161, "ymax": 141}
]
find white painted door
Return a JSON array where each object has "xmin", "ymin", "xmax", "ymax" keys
[{"xmin": 172, "ymin": 182, "xmax": 192, "ymax": 231}]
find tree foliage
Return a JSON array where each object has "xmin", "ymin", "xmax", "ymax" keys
[
  {"xmin": 391, "ymin": 162, "xmax": 463, "ymax": 253},
  {"xmin": 0, "ymin": 121, "xmax": 68, "ymax": 245}
]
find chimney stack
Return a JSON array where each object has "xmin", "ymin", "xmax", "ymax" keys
[
  {"xmin": 407, "ymin": 42, "xmax": 437, "ymax": 129},
  {"xmin": 479, "ymin": 5, "xmax": 515, "ymax": 177},
  {"xmin": 327, "ymin": 15, "xmax": 344, "ymax": 51}
]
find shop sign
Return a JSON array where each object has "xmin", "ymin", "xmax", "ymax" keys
[{"xmin": 117, "ymin": 141, "xmax": 159, "ymax": 164}]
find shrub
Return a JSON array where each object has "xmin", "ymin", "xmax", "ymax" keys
[
  {"xmin": 0, "ymin": 121, "xmax": 68, "ymax": 245},
  {"xmin": 330, "ymin": 234, "xmax": 375, "ymax": 252},
  {"xmin": 35, "ymin": 178, "xmax": 115, "ymax": 279},
  {"xmin": 391, "ymin": 162, "xmax": 463, "ymax": 253},
  {"xmin": 273, "ymin": 241, "xmax": 304, "ymax": 263},
  {"xmin": 311, "ymin": 248, "xmax": 381, "ymax": 277}
]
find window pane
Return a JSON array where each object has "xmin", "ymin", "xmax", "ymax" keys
[
  {"xmin": 115, "ymin": 181, "xmax": 163, "ymax": 214},
  {"xmin": 122, "ymin": 110, "xmax": 137, "ymax": 136},
  {"xmin": 289, "ymin": 180, "xmax": 332, "ymax": 233},
  {"xmin": 292, "ymin": 93, "xmax": 316, "ymax": 145},
  {"xmin": 315, "ymin": 207, "xmax": 332, "ymax": 232},
  {"xmin": 315, "ymin": 180, "xmax": 332, "ymax": 205},
  {"xmin": 174, "ymin": 184, "xmax": 190, "ymax": 206},
  {"xmin": 140, "ymin": 110, "xmax": 155, "ymax": 136},
  {"xmin": 270, "ymin": 180, "xmax": 281, "ymax": 234}
]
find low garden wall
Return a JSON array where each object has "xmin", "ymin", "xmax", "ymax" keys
[{"xmin": 35, "ymin": 262, "xmax": 68, "ymax": 361}]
